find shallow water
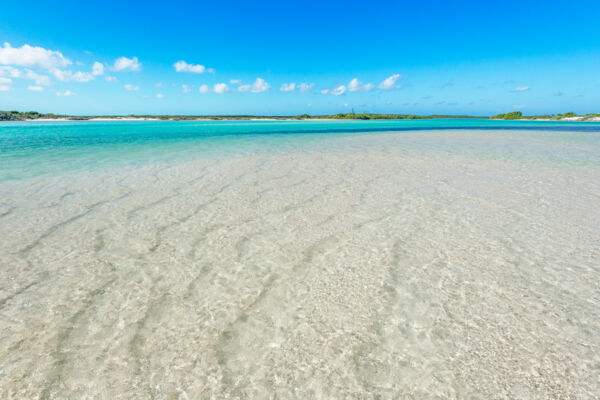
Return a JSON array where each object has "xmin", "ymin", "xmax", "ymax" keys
[{"xmin": 1, "ymin": 121, "xmax": 599, "ymax": 398}]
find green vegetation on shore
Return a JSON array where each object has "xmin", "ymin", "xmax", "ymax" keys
[
  {"xmin": 2, "ymin": 109, "xmax": 599, "ymax": 122},
  {"xmin": 0, "ymin": 110, "xmax": 481, "ymax": 121},
  {"xmin": 0, "ymin": 110, "xmax": 65, "ymax": 121},
  {"xmin": 491, "ymin": 111, "xmax": 600, "ymax": 121}
]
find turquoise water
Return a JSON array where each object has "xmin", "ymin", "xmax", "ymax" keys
[{"xmin": 1, "ymin": 119, "xmax": 600, "ymax": 181}]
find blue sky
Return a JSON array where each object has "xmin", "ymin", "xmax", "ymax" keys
[{"xmin": 1, "ymin": 0, "xmax": 599, "ymax": 116}]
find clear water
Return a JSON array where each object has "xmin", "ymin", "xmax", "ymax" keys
[
  {"xmin": 2, "ymin": 119, "xmax": 599, "ymax": 181},
  {"xmin": 1, "ymin": 120, "xmax": 599, "ymax": 398}
]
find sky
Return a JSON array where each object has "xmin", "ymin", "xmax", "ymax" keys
[{"xmin": 1, "ymin": 0, "xmax": 599, "ymax": 116}]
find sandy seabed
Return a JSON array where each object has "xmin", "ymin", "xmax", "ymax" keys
[{"xmin": 0, "ymin": 130, "xmax": 599, "ymax": 399}]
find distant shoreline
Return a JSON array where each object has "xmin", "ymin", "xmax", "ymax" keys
[
  {"xmin": 2, "ymin": 111, "xmax": 600, "ymax": 122},
  {"xmin": 16, "ymin": 116, "xmax": 600, "ymax": 122}
]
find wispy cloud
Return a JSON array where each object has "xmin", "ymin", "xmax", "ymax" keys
[
  {"xmin": 28, "ymin": 85, "xmax": 44, "ymax": 91},
  {"xmin": 113, "ymin": 56, "xmax": 141, "ymax": 71},
  {"xmin": 181, "ymin": 84, "xmax": 191, "ymax": 93},
  {"xmin": 173, "ymin": 60, "xmax": 212, "ymax": 74},
  {"xmin": 199, "ymin": 84, "xmax": 210, "ymax": 93},
  {"xmin": 321, "ymin": 84, "xmax": 347, "ymax": 96},
  {"xmin": 156, "ymin": 93, "xmax": 164, "ymax": 99},
  {"xmin": 124, "ymin": 83, "xmax": 139, "ymax": 91},
  {"xmin": 378, "ymin": 74, "xmax": 403, "ymax": 90},
  {"xmin": 0, "ymin": 66, "xmax": 21, "ymax": 77},
  {"xmin": 56, "ymin": 90, "xmax": 74, "ymax": 96},
  {"xmin": 25, "ymin": 70, "xmax": 51, "ymax": 85},
  {"xmin": 105, "ymin": 76, "xmax": 117, "ymax": 82},
  {"xmin": 298, "ymin": 82, "xmax": 314, "ymax": 93},
  {"xmin": 52, "ymin": 69, "xmax": 94, "ymax": 82},
  {"xmin": 513, "ymin": 86, "xmax": 530, "ymax": 92}
]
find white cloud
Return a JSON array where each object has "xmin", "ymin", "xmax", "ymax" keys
[
  {"xmin": 56, "ymin": 90, "xmax": 74, "ymax": 96},
  {"xmin": 0, "ymin": 42, "xmax": 71, "ymax": 70},
  {"xmin": 0, "ymin": 66, "xmax": 21, "ymax": 77},
  {"xmin": 348, "ymin": 78, "xmax": 374, "ymax": 92},
  {"xmin": 514, "ymin": 86, "xmax": 530, "ymax": 92},
  {"xmin": 378, "ymin": 74, "xmax": 403, "ymax": 90},
  {"xmin": 0, "ymin": 77, "xmax": 11, "ymax": 85},
  {"xmin": 330, "ymin": 85, "xmax": 346, "ymax": 96},
  {"xmin": 280, "ymin": 82, "xmax": 296, "ymax": 92},
  {"xmin": 28, "ymin": 85, "xmax": 44, "ymax": 91},
  {"xmin": 52, "ymin": 69, "xmax": 94, "ymax": 82},
  {"xmin": 124, "ymin": 83, "xmax": 139, "ymax": 91},
  {"xmin": 250, "ymin": 78, "xmax": 270, "ymax": 93},
  {"xmin": 207, "ymin": 68, "xmax": 215, "ymax": 73},
  {"xmin": 155, "ymin": 82, "xmax": 163, "ymax": 88},
  {"xmin": 321, "ymin": 89, "xmax": 329, "ymax": 95},
  {"xmin": 0, "ymin": 85, "xmax": 10, "ymax": 91},
  {"xmin": 230, "ymin": 79, "xmax": 241, "ymax": 85},
  {"xmin": 181, "ymin": 84, "xmax": 191, "ymax": 93},
  {"xmin": 238, "ymin": 78, "xmax": 269, "ymax": 93},
  {"xmin": 156, "ymin": 93, "xmax": 164, "ymax": 99},
  {"xmin": 92, "ymin": 61, "xmax": 104, "ymax": 76},
  {"xmin": 298, "ymin": 82, "xmax": 314, "ymax": 93},
  {"xmin": 199, "ymin": 84, "xmax": 210, "ymax": 93},
  {"xmin": 213, "ymin": 83, "xmax": 228, "ymax": 94},
  {"xmin": 174, "ymin": 60, "xmax": 209, "ymax": 74},
  {"xmin": 25, "ymin": 70, "xmax": 51, "ymax": 85},
  {"xmin": 113, "ymin": 56, "xmax": 141, "ymax": 71},
  {"xmin": 105, "ymin": 76, "xmax": 117, "ymax": 82}
]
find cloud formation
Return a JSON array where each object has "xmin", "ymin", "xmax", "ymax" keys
[
  {"xmin": 28, "ymin": 85, "xmax": 44, "ymax": 91},
  {"xmin": 199, "ymin": 84, "xmax": 210, "ymax": 93},
  {"xmin": 56, "ymin": 90, "xmax": 74, "ymax": 96},
  {"xmin": 25, "ymin": 70, "xmax": 51, "ymax": 85},
  {"xmin": 513, "ymin": 86, "xmax": 530, "ymax": 92},
  {"xmin": 124, "ymin": 83, "xmax": 139, "ymax": 91},
  {"xmin": 0, "ymin": 66, "xmax": 21, "ymax": 77},
  {"xmin": 280, "ymin": 82, "xmax": 295, "ymax": 92},
  {"xmin": 0, "ymin": 42, "xmax": 71, "ymax": 70},
  {"xmin": 181, "ymin": 84, "xmax": 191, "ymax": 93},
  {"xmin": 298, "ymin": 82, "xmax": 314, "ymax": 93},
  {"xmin": 322, "ymin": 85, "xmax": 346, "ymax": 96},
  {"xmin": 52, "ymin": 69, "xmax": 94, "ymax": 82},
  {"xmin": 238, "ymin": 78, "xmax": 270, "ymax": 93},
  {"xmin": 174, "ymin": 60, "xmax": 211, "ymax": 74},
  {"xmin": 92, "ymin": 61, "xmax": 104, "ymax": 76},
  {"xmin": 213, "ymin": 83, "xmax": 228, "ymax": 94},
  {"xmin": 378, "ymin": 74, "xmax": 403, "ymax": 90},
  {"xmin": 156, "ymin": 93, "xmax": 164, "ymax": 99},
  {"xmin": 348, "ymin": 78, "xmax": 374, "ymax": 92},
  {"xmin": 113, "ymin": 56, "xmax": 141, "ymax": 71}
]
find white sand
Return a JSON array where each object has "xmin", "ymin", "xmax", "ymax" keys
[{"xmin": 0, "ymin": 131, "xmax": 599, "ymax": 398}]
